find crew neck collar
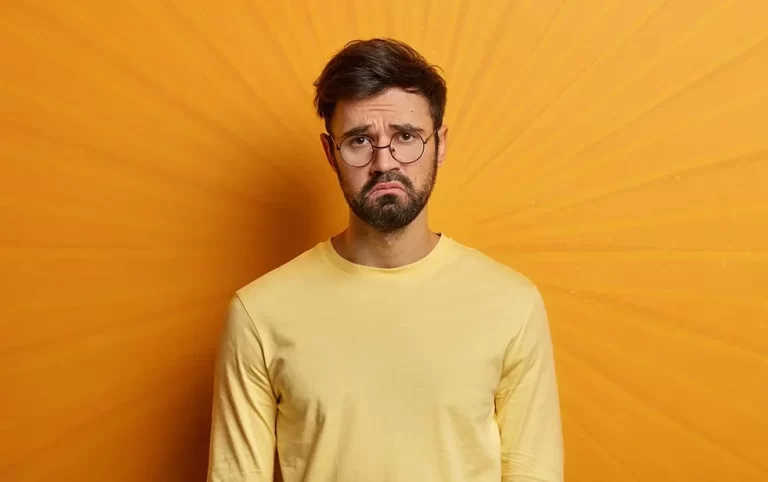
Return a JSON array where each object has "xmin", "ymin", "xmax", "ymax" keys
[{"xmin": 319, "ymin": 233, "xmax": 455, "ymax": 278}]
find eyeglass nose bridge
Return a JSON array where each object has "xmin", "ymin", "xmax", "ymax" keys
[
  {"xmin": 369, "ymin": 141, "xmax": 410, "ymax": 166},
  {"xmin": 371, "ymin": 142, "xmax": 396, "ymax": 154}
]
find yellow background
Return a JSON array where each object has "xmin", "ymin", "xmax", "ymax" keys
[{"xmin": 1, "ymin": 1, "xmax": 767, "ymax": 481}]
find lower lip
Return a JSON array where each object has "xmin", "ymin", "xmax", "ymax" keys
[{"xmin": 369, "ymin": 187, "xmax": 404, "ymax": 197}]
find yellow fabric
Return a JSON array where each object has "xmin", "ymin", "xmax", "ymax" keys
[{"xmin": 207, "ymin": 234, "xmax": 563, "ymax": 482}]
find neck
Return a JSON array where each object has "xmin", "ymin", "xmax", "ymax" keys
[{"xmin": 331, "ymin": 211, "xmax": 440, "ymax": 269}]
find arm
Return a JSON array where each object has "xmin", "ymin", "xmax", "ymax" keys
[
  {"xmin": 207, "ymin": 294, "xmax": 277, "ymax": 482},
  {"xmin": 495, "ymin": 287, "xmax": 564, "ymax": 482}
]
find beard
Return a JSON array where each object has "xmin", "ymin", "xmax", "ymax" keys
[{"xmin": 334, "ymin": 150, "xmax": 438, "ymax": 233}]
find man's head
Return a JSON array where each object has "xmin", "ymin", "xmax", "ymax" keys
[{"xmin": 313, "ymin": 38, "xmax": 448, "ymax": 233}]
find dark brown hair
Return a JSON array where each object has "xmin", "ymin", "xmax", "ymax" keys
[{"xmin": 313, "ymin": 38, "xmax": 447, "ymax": 135}]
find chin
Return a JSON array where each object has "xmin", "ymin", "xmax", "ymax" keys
[{"xmin": 371, "ymin": 194, "xmax": 402, "ymax": 205}]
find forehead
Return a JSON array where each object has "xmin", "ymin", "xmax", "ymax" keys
[{"xmin": 331, "ymin": 88, "xmax": 432, "ymax": 135}]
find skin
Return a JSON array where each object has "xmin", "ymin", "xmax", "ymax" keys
[{"xmin": 320, "ymin": 87, "xmax": 449, "ymax": 269}]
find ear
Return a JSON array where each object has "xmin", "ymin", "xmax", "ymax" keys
[
  {"xmin": 436, "ymin": 125, "xmax": 449, "ymax": 168},
  {"xmin": 320, "ymin": 133, "xmax": 338, "ymax": 173}
]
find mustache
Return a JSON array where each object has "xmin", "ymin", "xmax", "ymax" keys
[{"xmin": 362, "ymin": 172, "xmax": 414, "ymax": 195}]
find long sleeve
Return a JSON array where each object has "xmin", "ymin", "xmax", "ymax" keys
[
  {"xmin": 495, "ymin": 287, "xmax": 564, "ymax": 482},
  {"xmin": 207, "ymin": 294, "xmax": 277, "ymax": 482}
]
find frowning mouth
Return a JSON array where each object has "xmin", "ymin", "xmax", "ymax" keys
[{"xmin": 367, "ymin": 182, "xmax": 405, "ymax": 197}]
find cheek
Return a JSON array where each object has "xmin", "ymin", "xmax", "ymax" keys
[
  {"xmin": 338, "ymin": 168, "xmax": 367, "ymax": 191},
  {"xmin": 405, "ymin": 163, "xmax": 433, "ymax": 185}
]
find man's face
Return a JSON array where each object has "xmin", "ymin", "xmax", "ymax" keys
[{"xmin": 321, "ymin": 88, "xmax": 447, "ymax": 232}]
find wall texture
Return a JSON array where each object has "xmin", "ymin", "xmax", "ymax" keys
[{"xmin": 1, "ymin": 1, "xmax": 766, "ymax": 481}]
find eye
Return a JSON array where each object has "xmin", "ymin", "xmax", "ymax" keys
[
  {"xmin": 348, "ymin": 136, "xmax": 370, "ymax": 147},
  {"xmin": 396, "ymin": 131, "xmax": 417, "ymax": 143}
]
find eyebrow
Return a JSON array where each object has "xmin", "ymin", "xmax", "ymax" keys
[
  {"xmin": 339, "ymin": 123, "xmax": 426, "ymax": 138},
  {"xmin": 340, "ymin": 124, "xmax": 372, "ymax": 138},
  {"xmin": 390, "ymin": 123, "xmax": 426, "ymax": 133}
]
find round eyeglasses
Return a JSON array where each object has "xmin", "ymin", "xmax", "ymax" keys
[{"xmin": 329, "ymin": 128, "xmax": 439, "ymax": 168}]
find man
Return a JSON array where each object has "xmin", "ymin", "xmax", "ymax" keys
[{"xmin": 206, "ymin": 38, "xmax": 563, "ymax": 482}]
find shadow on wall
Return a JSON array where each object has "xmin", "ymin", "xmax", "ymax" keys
[{"xmin": 167, "ymin": 143, "xmax": 329, "ymax": 482}]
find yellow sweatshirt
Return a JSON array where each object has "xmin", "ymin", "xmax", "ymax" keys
[{"xmin": 207, "ymin": 234, "xmax": 563, "ymax": 482}]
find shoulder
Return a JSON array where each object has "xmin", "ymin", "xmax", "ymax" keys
[
  {"xmin": 234, "ymin": 240, "xmax": 327, "ymax": 310},
  {"xmin": 448, "ymin": 236, "xmax": 542, "ymax": 299},
  {"xmin": 444, "ymin": 236, "xmax": 551, "ymax": 349}
]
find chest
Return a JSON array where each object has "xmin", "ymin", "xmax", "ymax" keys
[{"xmin": 266, "ymin": 291, "xmax": 512, "ymax": 420}]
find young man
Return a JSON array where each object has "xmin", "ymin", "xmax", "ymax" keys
[{"xmin": 207, "ymin": 38, "xmax": 564, "ymax": 482}]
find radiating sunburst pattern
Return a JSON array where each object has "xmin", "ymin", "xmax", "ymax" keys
[{"xmin": 1, "ymin": 1, "xmax": 766, "ymax": 481}]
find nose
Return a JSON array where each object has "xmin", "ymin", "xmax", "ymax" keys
[{"xmin": 370, "ymin": 144, "xmax": 400, "ymax": 173}]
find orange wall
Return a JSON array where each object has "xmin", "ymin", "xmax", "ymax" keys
[{"xmin": 1, "ymin": 2, "xmax": 767, "ymax": 481}]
